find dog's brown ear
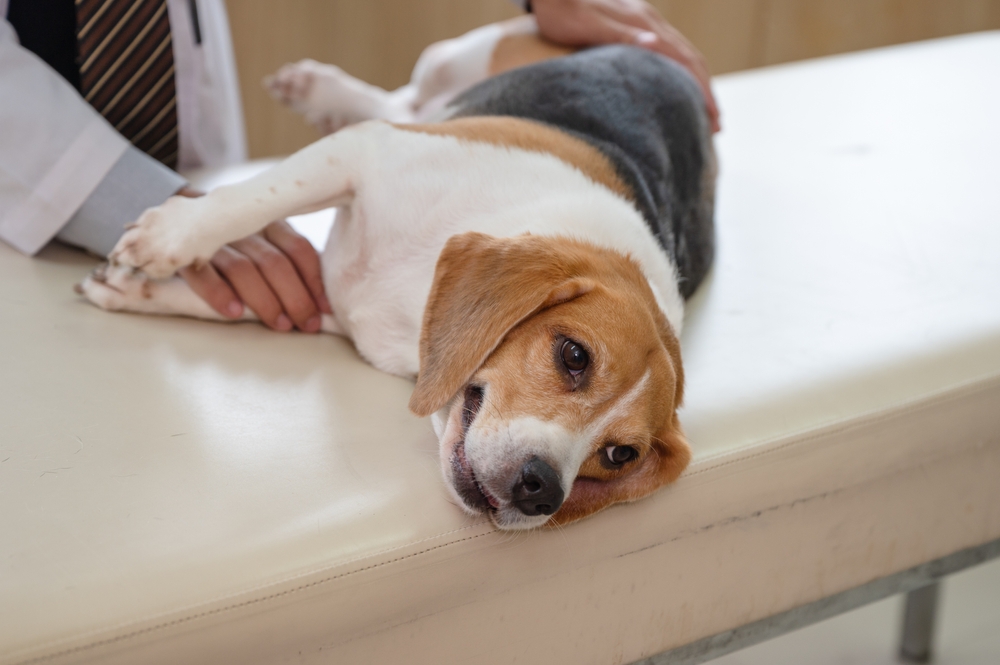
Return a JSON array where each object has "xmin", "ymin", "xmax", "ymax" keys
[
  {"xmin": 409, "ymin": 232, "xmax": 595, "ymax": 416},
  {"xmin": 650, "ymin": 419, "xmax": 692, "ymax": 488},
  {"xmin": 650, "ymin": 319, "xmax": 690, "ymax": 486}
]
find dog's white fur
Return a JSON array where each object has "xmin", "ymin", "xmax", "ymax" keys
[
  {"xmin": 81, "ymin": 18, "xmax": 691, "ymax": 529},
  {"xmin": 89, "ymin": 123, "xmax": 684, "ymax": 376}
]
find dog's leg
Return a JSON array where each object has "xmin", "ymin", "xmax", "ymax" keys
[
  {"xmin": 109, "ymin": 126, "xmax": 368, "ymax": 280},
  {"xmin": 78, "ymin": 263, "xmax": 239, "ymax": 320},
  {"xmin": 77, "ymin": 263, "xmax": 344, "ymax": 332},
  {"xmin": 266, "ymin": 59, "xmax": 415, "ymax": 134},
  {"xmin": 266, "ymin": 16, "xmax": 570, "ymax": 132},
  {"xmin": 403, "ymin": 20, "xmax": 514, "ymax": 119},
  {"xmin": 409, "ymin": 15, "xmax": 572, "ymax": 120}
]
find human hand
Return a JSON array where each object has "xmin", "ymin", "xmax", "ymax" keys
[
  {"xmin": 174, "ymin": 188, "xmax": 331, "ymax": 332},
  {"xmin": 531, "ymin": 0, "xmax": 720, "ymax": 133}
]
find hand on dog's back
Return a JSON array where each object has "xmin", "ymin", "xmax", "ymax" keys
[{"xmin": 532, "ymin": 0, "xmax": 720, "ymax": 132}]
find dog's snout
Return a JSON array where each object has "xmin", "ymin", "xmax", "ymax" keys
[{"xmin": 511, "ymin": 457, "xmax": 564, "ymax": 516}]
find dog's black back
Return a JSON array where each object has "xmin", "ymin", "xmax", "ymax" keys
[{"xmin": 448, "ymin": 45, "xmax": 715, "ymax": 299}]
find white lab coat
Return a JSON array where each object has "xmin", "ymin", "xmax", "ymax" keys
[{"xmin": 0, "ymin": 0, "xmax": 246, "ymax": 256}]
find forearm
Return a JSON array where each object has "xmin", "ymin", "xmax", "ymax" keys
[{"xmin": 0, "ymin": 19, "xmax": 186, "ymax": 256}]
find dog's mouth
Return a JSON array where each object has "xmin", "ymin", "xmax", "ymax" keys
[
  {"xmin": 450, "ymin": 385, "xmax": 499, "ymax": 512},
  {"xmin": 461, "ymin": 383, "xmax": 483, "ymax": 432}
]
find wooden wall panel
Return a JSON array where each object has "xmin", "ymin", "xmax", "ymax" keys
[
  {"xmin": 226, "ymin": 0, "xmax": 1000, "ymax": 158},
  {"xmin": 225, "ymin": 0, "xmax": 519, "ymax": 159},
  {"xmin": 655, "ymin": 0, "xmax": 765, "ymax": 74},
  {"xmin": 756, "ymin": 0, "xmax": 1000, "ymax": 66}
]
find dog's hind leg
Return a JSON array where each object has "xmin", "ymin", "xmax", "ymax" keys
[
  {"xmin": 408, "ymin": 16, "xmax": 573, "ymax": 121},
  {"xmin": 266, "ymin": 16, "xmax": 572, "ymax": 132},
  {"xmin": 266, "ymin": 59, "xmax": 414, "ymax": 134},
  {"xmin": 264, "ymin": 22, "xmax": 516, "ymax": 132},
  {"xmin": 109, "ymin": 123, "xmax": 374, "ymax": 280}
]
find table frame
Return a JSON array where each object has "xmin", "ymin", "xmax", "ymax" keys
[{"xmin": 631, "ymin": 538, "xmax": 1000, "ymax": 665}]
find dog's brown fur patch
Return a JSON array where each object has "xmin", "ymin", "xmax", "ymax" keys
[{"xmin": 398, "ymin": 117, "xmax": 635, "ymax": 203}]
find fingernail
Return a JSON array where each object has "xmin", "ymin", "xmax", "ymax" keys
[
  {"xmin": 636, "ymin": 31, "xmax": 657, "ymax": 46},
  {"xmin": 319, "ymin": 294, "xmax": 332, "ymax": 314},
  {"xmin": 276, "ymin": 314, "xmax": 293, "ymax": 331},
  {"xmin": 305, "ymin": 315, "xmax": 321, "ymax": 332},
  {"xmin": 227, "ymin": 301, "xmax": 243, "ymax": 317}
]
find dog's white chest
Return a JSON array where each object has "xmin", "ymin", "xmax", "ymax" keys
[{"xmin": 321, "ymin": 202, "xmax": 431, "ymax": 378}]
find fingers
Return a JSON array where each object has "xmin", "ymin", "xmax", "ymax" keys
[
  {"xmin": 210, "ymin": 245, "xmax": 294, "ymax": 331},
  {"xmin": 228, "ymin": 235, "xmax": 322, "ymax": 332},
  {"xmin": 179, "ymin": 261, "xmax": 245, "ymax": 319},
  {"xmin": 179, "ymin": 223, "xmax": 329, "ymax": 333},
  {"xmin": 262, "ymin": 220, "xmax": 332, "ymax": 314}
]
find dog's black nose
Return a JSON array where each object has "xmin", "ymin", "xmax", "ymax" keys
[{"xmin": 511, "ymin": 457, "xmax": 564, "ymax": 516}]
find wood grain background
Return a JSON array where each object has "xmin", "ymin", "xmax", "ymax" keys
[{"xmin": 224, "ymin": 0, "xmax": 1000, "ymax": 158}]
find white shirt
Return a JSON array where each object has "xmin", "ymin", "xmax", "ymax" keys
[{"xmin": 0, "ymin": 0, "xmax": 246, "ymax": 256}]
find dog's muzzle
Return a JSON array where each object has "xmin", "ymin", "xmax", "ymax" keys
[{"xmin": 450, "ymin": 384, "xmax": 566, "ymax": 518}]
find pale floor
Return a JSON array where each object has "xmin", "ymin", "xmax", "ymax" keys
[{"xmin": 709, "ymin": 557, "xmax": 1000, "ymax": 665}]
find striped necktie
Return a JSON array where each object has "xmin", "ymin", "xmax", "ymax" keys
[{"xmin": 76, "ymin": 0, "xmax": 179, "ymax": 168}]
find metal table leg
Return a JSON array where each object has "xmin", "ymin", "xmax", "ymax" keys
[
  {"xmin": 630, "ymin": 539, "xmax": 1000, "ymax": 665},
  {"xmin": 899, "ymin": 582, "xmax": 940, "ymax": 663}
]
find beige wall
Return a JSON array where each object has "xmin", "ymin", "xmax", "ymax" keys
[{"xmin": 225, "ymin": 0, "xmax": 1000, "ymax": 159}]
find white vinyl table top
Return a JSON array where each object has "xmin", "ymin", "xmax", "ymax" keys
[{"xmin": 2, "ymin": 31, "xmax": 999, "ymax": 665}]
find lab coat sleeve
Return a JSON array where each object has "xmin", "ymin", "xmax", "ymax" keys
[{"xmin": 0, "ymin": 19, "xmax": 186, "ymax": 257}]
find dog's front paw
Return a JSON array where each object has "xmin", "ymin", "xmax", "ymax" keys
[
  {"xmin": 77, "ymin": 263, "xmax": 154, "ymax": 311},
  {"xmin": 109, "ymin": 196, "xmax": 212, "ymax": 279}
]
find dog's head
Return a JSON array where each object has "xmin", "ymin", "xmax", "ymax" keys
[{"xmin": 410, "ymin": 232, "xmax": 690, "ymax": 530}]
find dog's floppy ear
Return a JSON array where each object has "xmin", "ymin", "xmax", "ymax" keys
[
  {"xmin": 650, "ymin": 418, "xmax": 692, "ymax": 488},
  {"xmin": 650, "ymin": 313, "xmax": 690, "ymax": 486},
  {"xmin": 409, "ymin": 232, "xmax": 594, "ymax": 416}
]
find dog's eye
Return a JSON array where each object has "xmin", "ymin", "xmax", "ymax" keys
[
  {"xmin": 560, "ymin": 339, "xmax": 589, "ymax": 374},
  {"xmin": 605, "ymin": 445, "xmax": 638, "ymax": 466}
]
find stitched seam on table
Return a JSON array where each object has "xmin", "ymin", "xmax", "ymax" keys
[
  {"xmin": 13, "ymin": 377, "xmax": 1000, "ymax": 663},
  {"xmin": 15, "ymin": 520, "xmax": 492, "ymax": 660},
  {"xmin": 683, "ymin": 371, "xmax": 1000, "ymax": 479},
  {"xmin": 97, "ymin": 518, "xmax": 492, "ymax": 639},
  {"xmin": 616, "ymin": 434, "xmax": 996, "ymax": 562},
  {"xmin": 10, "ymin": 529, "xmax": 495, "ymax": 665}
]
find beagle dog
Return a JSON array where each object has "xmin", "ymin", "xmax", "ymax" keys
[{"xmin": 79, "ymin": 16, "xmax": 716, "ymax": 530}]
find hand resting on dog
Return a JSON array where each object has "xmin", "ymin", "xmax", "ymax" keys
[
  {"xmin": 532, "ymin": 0, "xmax": 720, "ymax": 132},
  {"xmin": 174, "ymin": 188, "xmax": 332, "ymax": 333}
]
